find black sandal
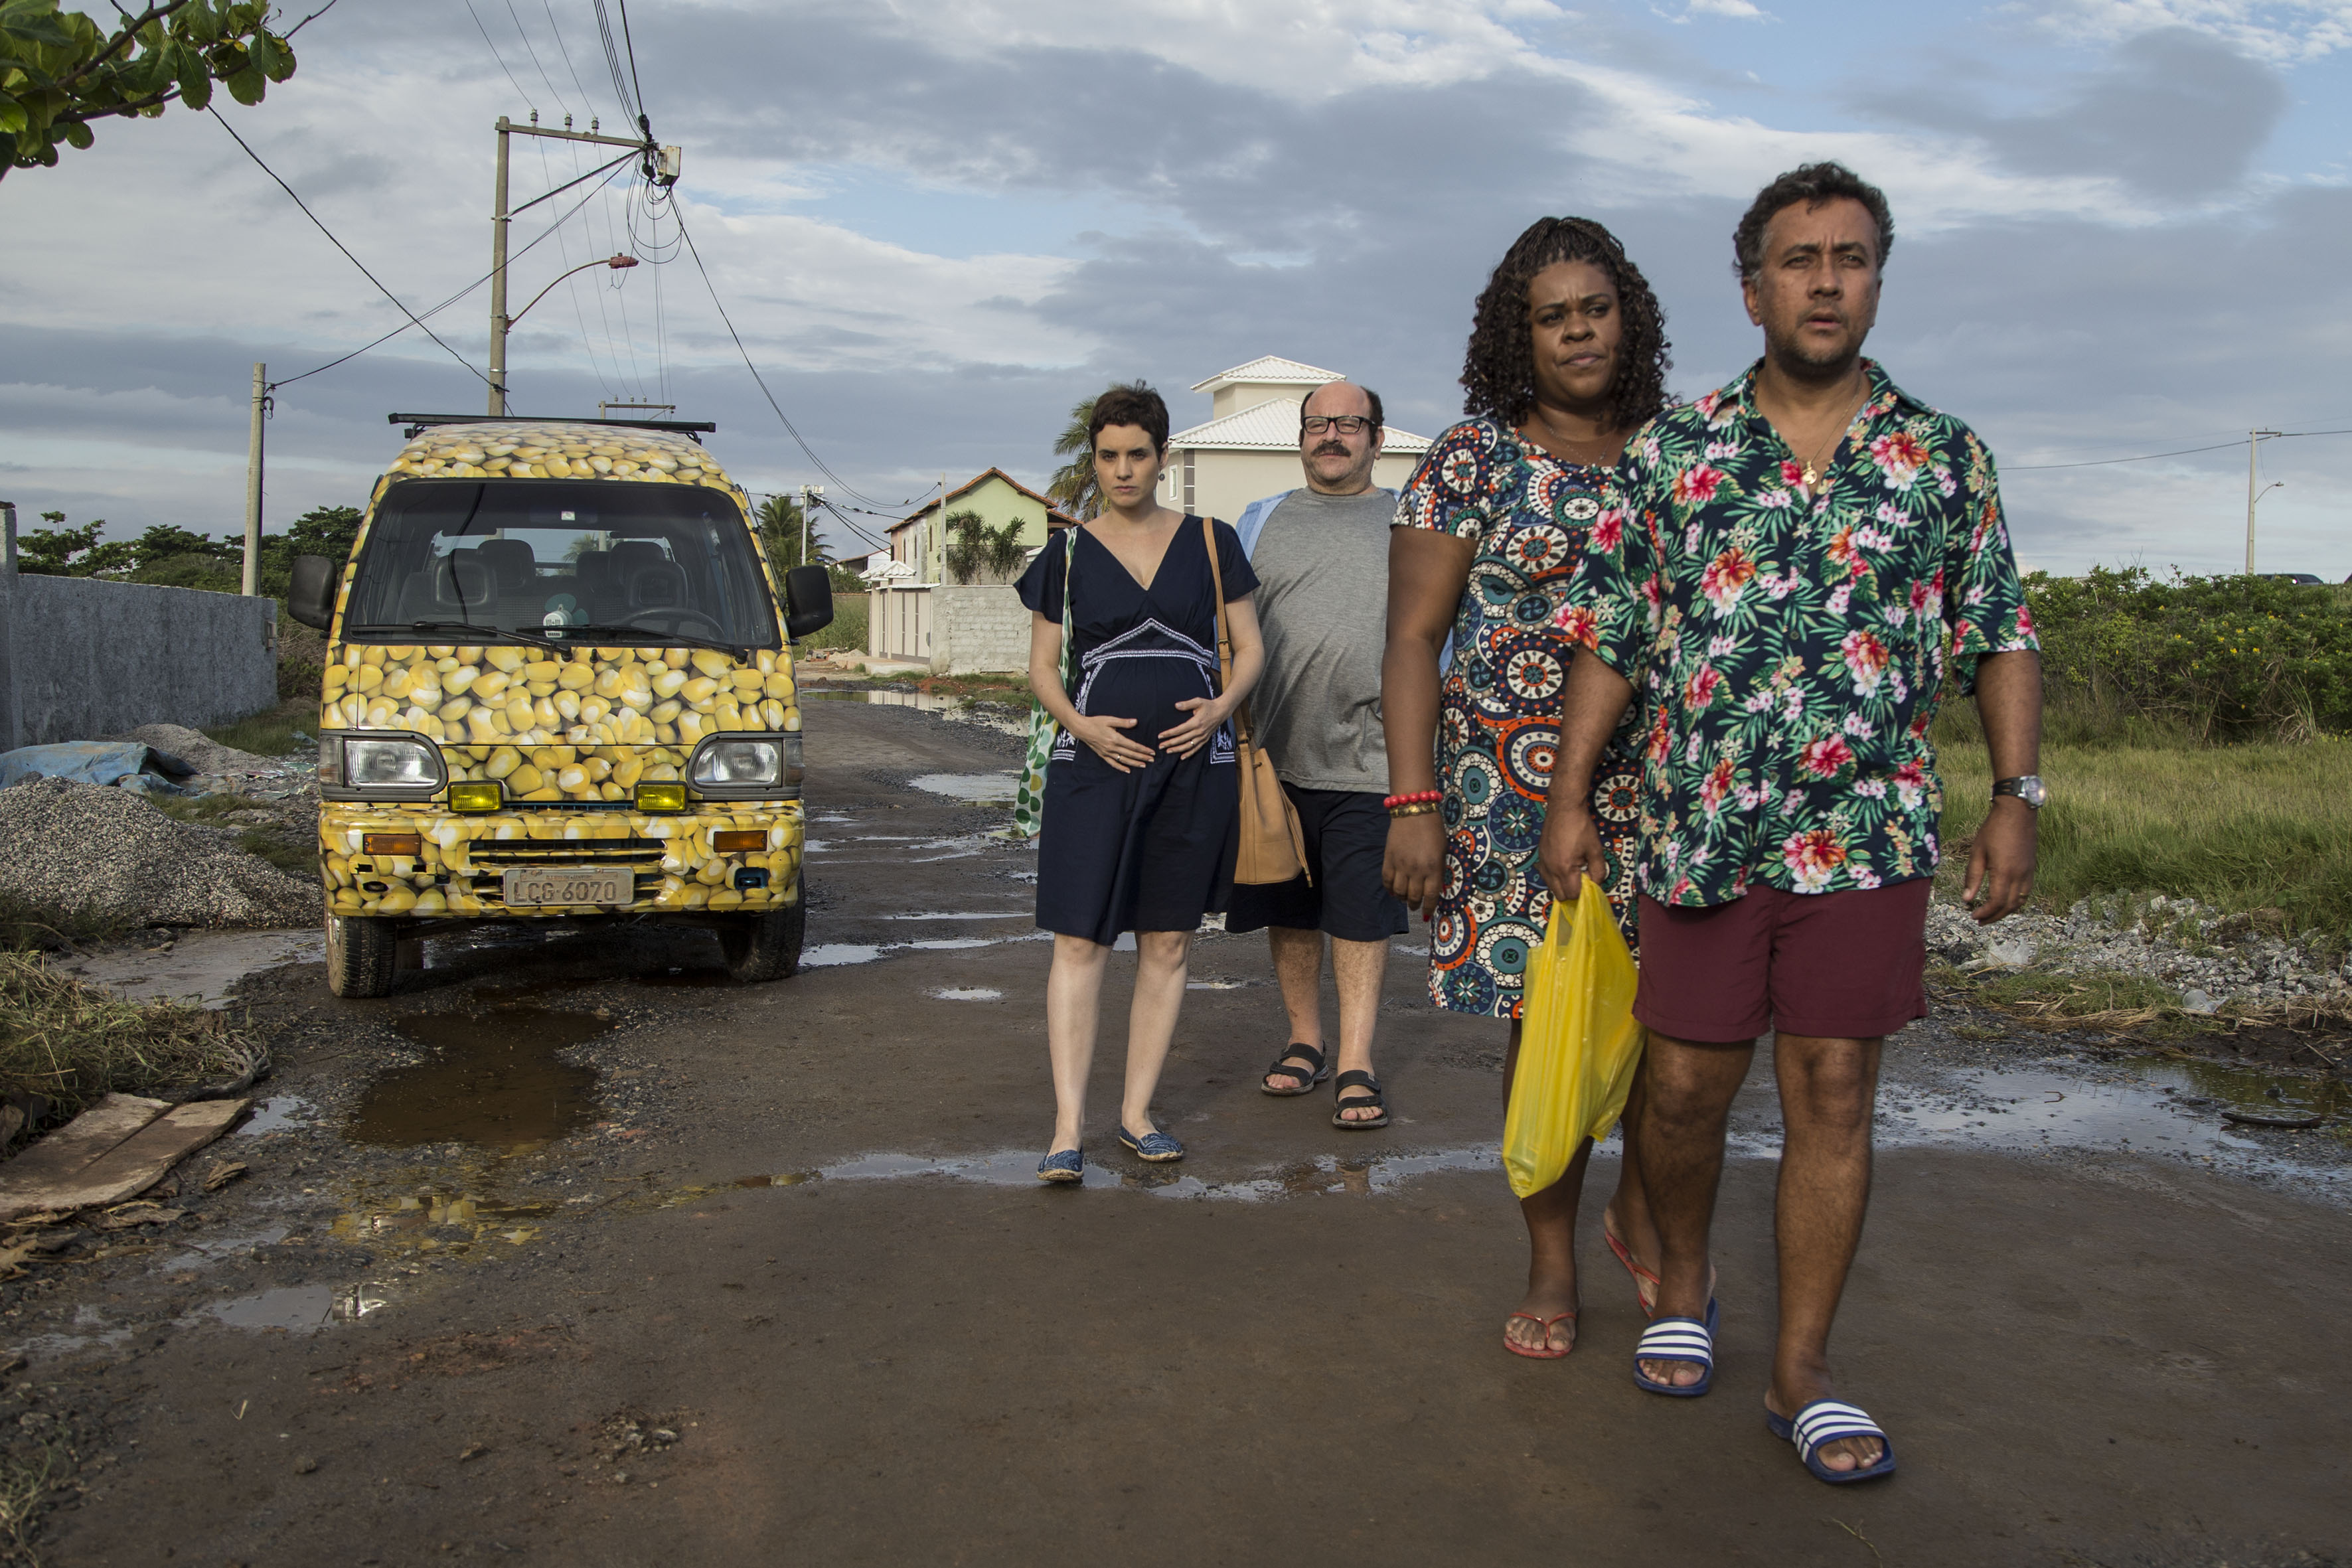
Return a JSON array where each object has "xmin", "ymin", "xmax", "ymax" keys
[
  {"xmin": 1261, "ymin": 1043, "xmax": 1329, "ymax": 1097},
  {"xmin": 1332, "ymin": 1069, "xmax": 1389, "ymax": 1129}
]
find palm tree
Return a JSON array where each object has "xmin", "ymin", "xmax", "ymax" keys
[
  {"xmin": 1046, "ymin": 394, "xmax": 1101, "ymax": 520},
  {"xmin": 1047, "ymin": 380, "xmax": 1154, "ymax": 520},
  {"xmin": 754, "ymin": 493, "xmax": 834, "ymax": 572}
]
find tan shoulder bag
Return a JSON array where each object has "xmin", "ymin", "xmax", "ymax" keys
[{"xmin": 1202, "ymin": 514, "xmax": 1310, "ymax": 886}]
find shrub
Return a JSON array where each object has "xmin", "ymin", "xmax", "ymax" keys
[{"xmin": 2023, "ymin": 568, "xmax": 2352, "ymax": 742}]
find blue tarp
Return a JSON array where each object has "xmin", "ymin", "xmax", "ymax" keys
[{"xmin": 0, "ymin": 742, "xmax": 198, "ymax": 794}]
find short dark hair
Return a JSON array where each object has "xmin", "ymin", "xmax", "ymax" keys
[
  {"xmin": 1460, "ymin": 216, "xmax": 1672, "ymax": 434},
  {"xmin": 1087, "ymin": 382, "xmax": 1168, "ymax": 451},
  {"xmin": 1301, "ymin": 380, "xmax": 1382, "ymax": 431},
  {"xmin": 1733, "ymin": 161, "xmax": 1893, "ymax": 282}
]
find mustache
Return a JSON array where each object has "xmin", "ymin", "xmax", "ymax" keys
[{"xmin": 1312, "ymin": 443, "xmax": 1350, "ymax": 457}]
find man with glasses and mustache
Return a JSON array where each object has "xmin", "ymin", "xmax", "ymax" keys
[{"xmin": 1228, "ymin": 380, "xmax": 1412, "ymax": 1129}]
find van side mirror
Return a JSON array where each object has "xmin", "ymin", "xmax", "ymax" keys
[
  {"xmin": 289, "ymin": 554, "xmax": 339, "ymax": 631},
  {"xmin": 783, "ymin": 565, "xmax": 834, "ymax": 640}
]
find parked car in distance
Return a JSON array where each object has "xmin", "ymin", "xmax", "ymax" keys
[
  {"xmin": 285, "ymin": 414, "xmax": 833, "ymax": 997},
  {"xmin": 2260, "ymin": 572, "xmax": 2325, "ymax": 585}
]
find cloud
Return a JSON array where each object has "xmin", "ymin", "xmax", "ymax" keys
[
  {"xmin": 1856, "ymin": 26, "xmax": 2288, "ymax": 200},
  {"xmin": 2020, "ymin": 0, "xmax": 2352, "ymax": 61}
]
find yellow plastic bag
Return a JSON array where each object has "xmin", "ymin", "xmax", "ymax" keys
[{"xmin": 1502, "ymin": 893, "xmax": 1646, "ymax": 1200}]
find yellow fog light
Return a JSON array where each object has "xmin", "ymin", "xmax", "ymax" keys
[
  {"xmin": 635, "ymin": 782, "xmax": 688, "ymax": 813},
  {"xmin": 448, "ymin": 781, "xmax": 503, "ymax": 813},
  {"xmin": 714, "ymin": 829, "xmax": 764, "ymax": 852},
  {"xmin": 362, "ymin": 832, "xmax": 422, "ymax": 856}
]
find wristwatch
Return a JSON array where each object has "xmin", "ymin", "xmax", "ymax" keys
[{"xmin": 1992, "ymin": 775, "xmax": 2047, "ymax": 810}]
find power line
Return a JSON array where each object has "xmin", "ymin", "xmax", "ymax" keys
[
  {"xmin": 271, "ymin": 155, "xmax": 632, "ymax": 389},
  {"xmin": 461, "ymin": 0, "xmax": 537, "ymax": 116},
  {"xmin": 500, "ymin": 0, "xmax": 570, "ymax": 116},
  {"xmin": 208, "ymin": 107, "xmax": 489, "ymax": 385},
  {"xmin": 2008, "ymin": 428, "xmax": 2352, "ymax": 471},
  {"xmin": 615, "ymin": 0, "xmax": 649, "ymax": 137},
  {"xmin": 591, "ymin": 0, "xmax": 637, "ymax": 121},
  {"xmin": 670, "ymin": 202, "xmax": 895, "ymax": 508}
]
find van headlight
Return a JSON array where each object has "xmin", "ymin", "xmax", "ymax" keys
[
  {"xmin": 321, "ymin": 733, "xmax": 445, "ymax": 801},
  {"xmin": 688, "ymin": 735, "xmax": 803, "ymax": 798}
]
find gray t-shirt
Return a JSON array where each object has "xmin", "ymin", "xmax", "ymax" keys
[{"xmin": 1247, "ymin": 486, "xmax": 1395, "ymax": 793}]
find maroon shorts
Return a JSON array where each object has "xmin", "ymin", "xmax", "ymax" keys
[{"xmin": 1632, "ymin": 879, "xmax": 1932, "ymax": 1045}]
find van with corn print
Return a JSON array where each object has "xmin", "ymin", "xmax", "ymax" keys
[{"xmin": 283, "ymin": 414, "xmax": 834, "ymax": 998}]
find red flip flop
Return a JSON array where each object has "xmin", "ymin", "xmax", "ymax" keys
[
  {"xmin": 1504, "ymin": 1310, "xmax": 1577, "ymax": 1360},
  {"xmin": 1604, "ymin": 1213, "xmax": 1662, "ymax": 1319}
]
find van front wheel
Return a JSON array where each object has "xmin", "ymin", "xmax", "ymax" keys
[
  {"xmin": 327, "ymin": 913, "xmax": 399, "ymax": 998},
  {"xmin": 719, "ymin": 902, "xmax": 805, "ymax": 983}
]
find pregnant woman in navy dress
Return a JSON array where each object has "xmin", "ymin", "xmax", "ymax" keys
[{"xmin": 1018, "ymin": 384, "xmax": 1264, "ymax": 1182}]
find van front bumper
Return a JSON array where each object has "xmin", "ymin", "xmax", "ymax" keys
[{"xmin": 317, "ymin": 802, "xmax": 804, "ymax": 919}]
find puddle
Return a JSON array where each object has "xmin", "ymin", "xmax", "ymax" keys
[
  {"xmin": 908, "ymin": 773, "xmax": 1021, "ymax": 806},
  {"xmin": 807, "ymin": 689, "xmax": 1028, "ymax": 739},
  {"xmin": 159, "ymin": 1224, "xmax": 289, "ymax": 1273},
  {"xmin": 880, "ymin": 911, "xmax": 1031, "ymax": 921},
  {"xmin": 805, "ymin": 1142, "xmax": 1500, "ymax": 1202},
  {"xmin": 193, "ymin": 1283, "xmax": 384, "ymax": 1333},
  {"xmin": 801, "ymin": 944, "xmax": 884, "ymax": 968},
  {"xmin": 1186, "ymin": 979, "xmax": 1251, "ymax": 990},
  {"xmin": 935, "ymin": 988, "xmax": 1002, "ymax": 1001},
  {"xmin": 632, "ymin": 966, "xmax": 732, "ymax": 988},
  {"xmin": 236, "ymin": 1096, "xmax": 315, "ymax": 1136},
  {"xmin": 62, "ymin": 927, "xmax": 325, "ymax": 1010},
  {"xmin": 346, "ymin": 1005, "xmax": 609, "ymax": 1150},
  {"xmin": 1866, "ymin": 1059, "xmax": 2349, "ymax": 1186},
  {"xmin": 331, "ymin": 1189, "xmax": 552, "ymax": 1255},
  {"xmin": 11, "ymin": 1304, "xmax": 135, "ymax": 1364}
]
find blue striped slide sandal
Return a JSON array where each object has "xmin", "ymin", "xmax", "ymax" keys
[
  {"xmin": 1766, "ymin": 1398, "xmax": 1898, "ymax": 1484},
  {"xmin": 1630, "ymin": 1296, "xmax": 1719, "ymax": 1397}
]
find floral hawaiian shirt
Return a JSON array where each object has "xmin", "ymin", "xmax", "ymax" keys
[{"xmin": 1566, "ymin": 358, "xmax": 2039, "ymax": 908}]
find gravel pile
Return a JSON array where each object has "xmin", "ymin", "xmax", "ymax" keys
[
  {"xmin": 1928, "ymin": 894, "xmax": 2352, "ymax": 1008},
  {"xmin": 111, "ymin": 724, "xmax": 271, "ymax": 775},
  {"xmin": 0, "ymin": 777, "xmax": 321, "ymax": 929}
]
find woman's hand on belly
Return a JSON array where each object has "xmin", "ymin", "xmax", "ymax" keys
[
  {"xmin": 1069, "ymin": 711, "xmax": 1156, "ymax": 773},
  {"xmin": 1158, "ymin": 695, "xmax": 1234, "ymax": 758}
]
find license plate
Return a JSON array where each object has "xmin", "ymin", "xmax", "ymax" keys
[{"xmin": 501, "ymin": 868, "xmax": 631, "ymax": 907}]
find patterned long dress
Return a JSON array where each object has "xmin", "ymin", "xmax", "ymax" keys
[{"xmin": 1395, "ymin": 418, "xmax": 1640, "ymax": 1019}]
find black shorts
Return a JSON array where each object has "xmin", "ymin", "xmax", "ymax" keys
[{"xmin": 1224, "ymin": 784, "xmax": 1410, "ymax": 944}]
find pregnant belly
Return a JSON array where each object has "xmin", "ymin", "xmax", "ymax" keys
[{"xmin": 1077, "ymin": 661, "xmax": 1215, "ymax": 745}]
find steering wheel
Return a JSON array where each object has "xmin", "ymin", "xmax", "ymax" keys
[{"xmin": 621, "ymin": 607, "xmax": 729, "ymax": 637}]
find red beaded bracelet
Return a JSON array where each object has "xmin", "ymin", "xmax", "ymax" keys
[{"xmin": 1381, "ymin": 789, "xmax": 1442, "ymax": 809}]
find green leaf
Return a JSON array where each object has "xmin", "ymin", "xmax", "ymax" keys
[
  {"xmin": 59, "ymin": 116, "xmax": 87, "ymax": 148},
  {"xmin": 246, "ymin": 31, "xmax": 291, "ymax": 82},
  {"xmin": 0, "ymin": 9, "xmax": 72, "ymax": 50},
  {"xmin": 223, "ymin": 62, "xmax": 262, "ymax": 106},
  {"xmin": 179, "ymin": 2, "xmax": 222, "ymax": 45},
  {"xmin": 173, "ymin": 42, "xmax": 209, "ymax": 110},
  {"xmin": 0, "ymin": 92, "xmax": 22, "ymax": 134}
]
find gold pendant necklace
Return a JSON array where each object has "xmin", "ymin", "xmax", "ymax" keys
[{"xmin": 1796, "ymin": 386, "xmax": 1870, "ymax": 489}]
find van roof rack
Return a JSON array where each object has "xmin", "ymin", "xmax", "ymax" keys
[{"xmin": 388, "ymin": 413, "xmax": 716, "ymax": 442}]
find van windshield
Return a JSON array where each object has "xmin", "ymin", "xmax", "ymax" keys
[{"xmin": 341, "ymin": 479, "xmax": 779, "ymax": 648}]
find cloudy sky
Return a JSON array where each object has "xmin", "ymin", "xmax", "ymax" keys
[{"xmin": 6, "ymin": 0, "xmax": 2351, "ymax": 576}]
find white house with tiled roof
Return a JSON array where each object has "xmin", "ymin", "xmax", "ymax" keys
[{"xmin": 1160, "ymin": 356, "xmax": 1432, "ymax": 523}]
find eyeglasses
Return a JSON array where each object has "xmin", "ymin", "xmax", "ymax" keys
[{"xmin": 1301, "ymin": 415, "xmax": 1377, "ymax": 435}]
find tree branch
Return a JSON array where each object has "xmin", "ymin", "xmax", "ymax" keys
[
  {"xmin": 49, "ymin": 84, "xmax": 185, "ymax": 129},
  {"xmin": 49, "ymin": 2, "xmax": 191, "ymax": 98}
]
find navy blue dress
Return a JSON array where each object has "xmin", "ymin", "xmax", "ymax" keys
[{"xmin": 1016, "ymin": 517, "xmax": 1259, "ymax": 944}]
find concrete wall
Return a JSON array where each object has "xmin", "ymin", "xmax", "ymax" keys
[
  {"xmin": 932, "ymin": 585, "xmax": 1030, "ymax": 676},
  {"xmin": 0, "ymin": 567, "xmax": 279, "ymax": 750}
]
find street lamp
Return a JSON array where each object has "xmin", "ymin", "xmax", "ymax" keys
[{"xmin": 509, "ymin": 253, "xmax": 639, "ymax": 332}]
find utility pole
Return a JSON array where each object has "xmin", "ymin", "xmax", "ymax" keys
[
  {"xmin": 243, "ymin": 363, "xmax": 267, "ymax": 595},
  {"xmin": 2245, "ymin": 428, "xmax": 2282, "ymax": 574},
  {"xmin": 797, "ymin": 485, "xmax": 823, "ymax": 570},
  {"xmin": 489, "ymin": 112, "xmax": 680, "ymax": 416}
]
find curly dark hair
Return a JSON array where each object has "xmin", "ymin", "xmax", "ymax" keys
[
  {"xmin": 1460, "ymin": 216, "xmax": 1672, "ymax": 434},
  {"xmin": 1732, "ymin": 161, "xmax": 1893, "ymax": 281},
  {"xmin": 1087, "ymin": 382, "xmax": 1168, "ymax": 451}
]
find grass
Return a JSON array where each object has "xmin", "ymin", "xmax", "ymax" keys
[
  {"xmin": 0, "ymin": 893, "xmax": 135, "ymax": 953},
  {"xmin": 1932, "ymin": 712, "xmax": 2352, "ymax": 951},
  {"xmin": 913, "ymin": 672, "xmax": 1032, "ymax": 704},
  {"xmin": 200, "ymin": 692, "xmax": 315, "ymax": 759},
  {"xmin": 0, "ymin": 949, "xmax": 258, "ymax": 1119},
  {"xmin": 803, "ymin": 597, "xmax": 868, "ymax": 652},
  {"xmin": 151, "ymin": 795, "xmax": 313, "ymax": 877}
]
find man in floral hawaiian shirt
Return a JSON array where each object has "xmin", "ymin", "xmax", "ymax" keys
[{"xmin": 1540, "ymin": 162, "xmax": 2045, "ymax": 1486}]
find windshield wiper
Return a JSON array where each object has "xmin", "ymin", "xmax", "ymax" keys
[
  {"xmin": 558, "ymin": 623, "xmax": 750, "ymax": 661},
  {"xmin": 347, "ymin": 621, "xmax": 560, "ymax": 651}
]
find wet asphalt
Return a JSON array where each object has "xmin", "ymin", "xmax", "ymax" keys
[{"xmin": 9, "ymin": 698, "xmax": 2349, "ymax": 1567}]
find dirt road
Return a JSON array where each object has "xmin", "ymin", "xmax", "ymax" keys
[{"xmin": 11, "ymin": 699, "xmax": 2345, "ymax": 1566}]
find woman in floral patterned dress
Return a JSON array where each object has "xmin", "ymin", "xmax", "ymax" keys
[{"xmin": 1381, "ymin": 216, "xmax": 1672, "ymax": 1360}]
